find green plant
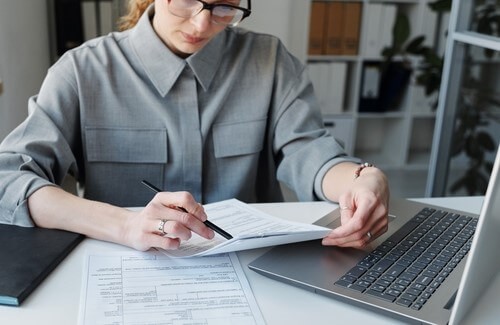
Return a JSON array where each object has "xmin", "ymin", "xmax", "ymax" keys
[
  {"xmin": 380, "ymin": 1, "xmax": 450, "ymax": 110},
  {"xmin": 382, "ymin": 0, "xmax": 500, "ymax": 195},
  {"xmin": 414, "ymin": 0, "xmax": 452, "ymax": 106},
  {"xmin": 381, "ymin": 12, "xmax": 423, "ymax": 66},
  {"xmin": 381, "ymin": 0, "xmax": 451, "ymax": 110},
  {"xmin": 449, "ymin": 0, "xmax": 500, "ymax": 195},
  {"xmin": 377, "ymin": 12, "xmax": 418, "ymax": 110}
]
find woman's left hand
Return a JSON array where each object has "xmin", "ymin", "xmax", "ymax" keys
[{"xmin": 322, "ymin": 166, "xmax": 390, "ymax": 247}]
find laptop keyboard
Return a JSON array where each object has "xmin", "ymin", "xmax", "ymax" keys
[{"xmin": 334, "ymin": 207, "xmax": 477, "ymax": 310}]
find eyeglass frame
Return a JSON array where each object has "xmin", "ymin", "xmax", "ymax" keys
[{"xmin": 169, "ymin": 0, "xmax": 252, "ymax": 26}]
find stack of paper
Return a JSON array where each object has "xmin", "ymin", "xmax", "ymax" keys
[{"xmin": 160, "ymin": 199, "xmax": 331, "ymax": 258}]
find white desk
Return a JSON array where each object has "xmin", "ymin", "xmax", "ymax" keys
[{"xmin": 1, "ymin": 196, "xmax": 497, "ymax": 324}]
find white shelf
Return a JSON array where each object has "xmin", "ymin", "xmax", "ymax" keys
[{"xmin": 304, "ymin": 0, "xmax": 439, "ymax": 170}]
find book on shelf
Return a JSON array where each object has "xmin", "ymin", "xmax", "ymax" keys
[
  {"xmin": 81, "ymin": 0, "xmax": 114, "ymax": 41},
  {"xmin": 99, "ymin": 0, "xmax": 114, "ymax": 36},
  {"xmin": 341, "ymin": 2, "xmax": 362, "ymax": 55},
  {"xmin": 307, "ymin": 61, "xmax": 347, "ymax": 115},
  {"xmin": 358, "ymin": 62, "xmax": 382, "ymax": 112},
  {"xmin": 380, "ymin": 4, "xmax": 397, "ymax": 54},
  {"xmin": 308, "ymin": 1, "xmax": 328, "ymax": 55},
  {"xmin": 81, "ymin": 1, "xmax": 98, "ymax": 40},
  {"xmin": 324, "ymin": 1, "xmax": 343, "ymax": 55},
  {"xmin": 363, "ymin": 3, "xmax": 396, "ymax": 58},
  {"xmin": 308, "ymin": 1, "xmax": 362, "ymax": 56}
]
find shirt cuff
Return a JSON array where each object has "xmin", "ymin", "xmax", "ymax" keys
[
  {"xmin": 0, "ymin": 179, "xmax": 55, "ymax": 227},
  {"xmin": 313, "ymin": 156, "xmax": 363, "ymax": 202}
]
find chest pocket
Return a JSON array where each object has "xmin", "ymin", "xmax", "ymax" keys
[
  {"xmin": 213, "ymin": 118, "xmax": 267, "ymax": 158},
  {"xmin": 86, "ymin": 127, "xmax": 167, "ymax": 163},
  {"xmin": 84, "ymin": 127, "xmax": 167, "ymax": 207}
]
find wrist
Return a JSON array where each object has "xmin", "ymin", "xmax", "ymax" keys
[{"xmin": 354, "ymin": 162, "xmax": 376, "ymax": 179}]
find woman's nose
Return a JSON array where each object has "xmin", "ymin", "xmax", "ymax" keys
[{"xmin": 190, "ymin": 9, "xmax": 212, "ymax": 31}]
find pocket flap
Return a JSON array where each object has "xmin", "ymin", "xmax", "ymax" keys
[
  {"xmin": 213, "ymin": 119, "xmax": 266, "ymax": 158},
  {"xmin": 86, "ymin": 127, "xmax": 167, "ymax": 163}
]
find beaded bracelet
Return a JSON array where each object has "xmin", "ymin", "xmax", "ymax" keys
[{"xmin": 354, "ymin": 162, "xmax": 374, "ymax": 179}]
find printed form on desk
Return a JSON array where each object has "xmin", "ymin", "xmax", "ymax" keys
[{"xmin": 79, "ymin": 251, "xmax": 265, "ymax": 325}]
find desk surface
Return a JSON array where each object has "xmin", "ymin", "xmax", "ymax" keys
[{"xmin": 1, "ymin": 196, "xmax": 497, "ymax": 324}]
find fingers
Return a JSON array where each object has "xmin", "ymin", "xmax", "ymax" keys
[
  {"xmin": 125, "ymin": 191, "xmax": 217, "ymax": 251},
  {"xmin": 322, "ymin": 198, "xmax": 389, "ymax": 248},
  {"xmin": 140, "ymin": 231, "xmax": 182, "ymax": 251},
  {"xmin": 147, "ymin": 191, "xmax": 214, "ymax": 239}
]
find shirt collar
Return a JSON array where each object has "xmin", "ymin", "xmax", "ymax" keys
[{"xmin": 129, "ymin": 4, "xmax": 225, "ymax": 96}]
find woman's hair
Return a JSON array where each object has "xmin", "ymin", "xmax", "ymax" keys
[{"xmin": 118, "ymin": 0, "xmax": 155, "ymax": 31}]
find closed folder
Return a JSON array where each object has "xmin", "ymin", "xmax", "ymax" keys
[
  {"xmin": 341, "ymin": 2, "xmax": 362, "ymax": 55},
  {"xmin": 308, "ymin": 1, "xmax": 328, "ymax": 55},
  {"xmin": 0, "ymin": 224, "xmax": 84, "ymax": 306}
]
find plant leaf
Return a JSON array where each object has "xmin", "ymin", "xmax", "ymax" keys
[
  {"xmin": 393, "ymin": 13, "xmax": 410, "ymax": 51},
  {"xmin": 406, "ymin": 36, "xmax": 426, "ymax": 54},
  {"xmin": 428, "ymin": 0, "xmax": 452, "ymax": 12},
  {"xmin": 476, "ymin": 131, "xmax": 496, "ymax": 151}
]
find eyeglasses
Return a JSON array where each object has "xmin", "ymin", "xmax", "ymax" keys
[{"xmin": 168, "ymin": 0, "xmax": 252, "ymax": 27}]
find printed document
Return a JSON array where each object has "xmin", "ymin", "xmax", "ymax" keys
[
  {"xmin": 161, "ymin": 199, "xmax": 331, "ymax": 258},
  {"xmin": 79, "ymin": 251, "xmax": 265, "ymax": 325}
]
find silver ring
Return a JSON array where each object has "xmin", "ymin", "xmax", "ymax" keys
[
  {"xmin": 158, "ymin": 219, "xmax": 167, "ymax": 235},
  {"xmin": 366, "ymin": 231, "xmax": 372, "ymax": 240}
]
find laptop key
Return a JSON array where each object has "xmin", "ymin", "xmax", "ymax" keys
[
  {"xmin": 372, "ymin": 258, "xmax": 394, "ymax": 273},
  {"xmin": 340, "ymin": 275, "xmax": 357, "ymax": 283},
  {"xmin": 386, "ymin": 264, "xmax": 405, "ymax": 277},
  {"xmin": 355, "ymin": 280, "xmax": 371, "ymax": 288},
  {"xmin": 415, "ymin": 275, "xmax": 433, "ymax": 286},
  {"xmin": 405, "ymin": 288, "xmax": 422, "ymax": 296},
  {"xmin": 346, "ymin": 266, "xmax": 366, "ymax": 278},
  {"xmin": 334, "ymin": 281, "xmax": 366, "ymax": 293},
  {"xmin": 386, "ymin": 289, "xmax": 402, "ymax": 297},
  {"xmin": 365, "ymin": 289, "xmax": 396, "ymax": 303},
  {"xmin": 387, "ymin": 220, "xmax": 420, "ymax": 244},
  {"xmin": 370, "ymin": 284, "xmax": 386, "ymax": 292},
  {"xmin": 361, "ymin": 275, "xmax": 376, "ymax": 283},
  {"xmin": 401, "ymin": 292, "xmax": 417, "ymax": 302},
  {"xmin": 396, "ymin": 298, "xmax": 412, "ymax": 307}
]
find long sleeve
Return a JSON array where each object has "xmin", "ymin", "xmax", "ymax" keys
[
  {"xmin": 267, "ymin": 43, "xmax": 361, "ymax": 201},
  {"xmin": 0, "ymin": 61, "xmax": 82, "ymax": 226}
]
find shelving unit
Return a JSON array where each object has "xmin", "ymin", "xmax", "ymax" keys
[{"xmin": 304, "ymin": 0, "xmax": 447, "ymax": 172}]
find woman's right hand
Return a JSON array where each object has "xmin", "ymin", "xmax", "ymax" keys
[{"xmin": 122, "ymin": 191, "xmax": 215, "ymax": 251}]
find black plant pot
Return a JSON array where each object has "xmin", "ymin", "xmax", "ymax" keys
[{"xmin": 378, "ymin": 61, "xmax": 412, "ymax": 111}]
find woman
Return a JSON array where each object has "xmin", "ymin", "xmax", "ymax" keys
[{"xmin": 0, "ymin": 0, "xmax": 389, "ymax": 251}]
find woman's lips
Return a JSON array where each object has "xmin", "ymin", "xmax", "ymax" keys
[{"xmin": 182, "ymin": 32, "xmax": 205, "ymax": 44}]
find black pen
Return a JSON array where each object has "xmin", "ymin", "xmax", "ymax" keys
[{"xmin": 141, "ymin": 180, "xmax": 233, "ymax": 240}]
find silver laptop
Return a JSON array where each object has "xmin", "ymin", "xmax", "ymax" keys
[{"xmin": 249, "ymin": 146, "xmax": 500, "ymax": 325}]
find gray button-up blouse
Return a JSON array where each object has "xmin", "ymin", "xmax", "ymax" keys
[{"xmin": 0, "ymin": 6, "xmax": 358, "ymax": 226}]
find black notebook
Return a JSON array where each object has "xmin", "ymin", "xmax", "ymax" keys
[{"xmin": 0, "ymin": 224, "xmax": 84, "ymax": 306}]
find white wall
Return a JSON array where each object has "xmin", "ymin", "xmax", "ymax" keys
[
  {"xmin": 0, "ymin": 0, "xmax": 51, "ymax": 141},
  {"xmin": 239, "ymin": 0, "xmax": 310, "ymax": 63}
]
